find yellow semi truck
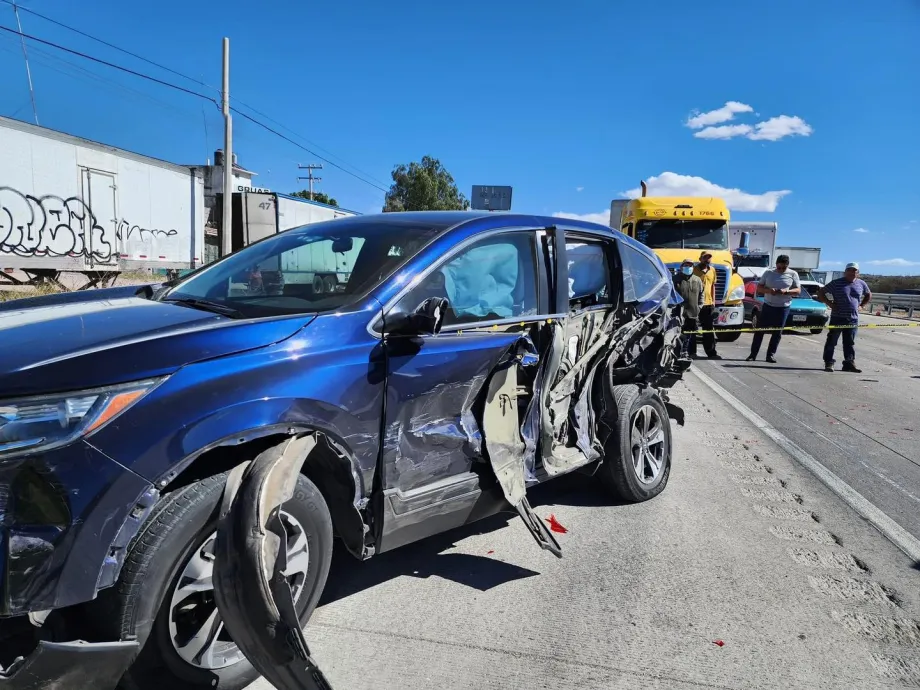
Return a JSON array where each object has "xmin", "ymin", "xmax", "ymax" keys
[{"xmin": 610, "ymin": 181, "xmax": 746, "ymax": 341}]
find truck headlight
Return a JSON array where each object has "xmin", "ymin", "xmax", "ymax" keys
[
  {"xmin": 0, "ymin": 379, "xmax": 163, "ymax": 459},
  {"xmin": 726, "ymin": 285, "xmax": 745, "ymax": 302}
]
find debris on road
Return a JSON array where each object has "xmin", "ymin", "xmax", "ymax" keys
[{"xmin": 545, "ymin": 514, "xmax": 568, "ymax": 534}]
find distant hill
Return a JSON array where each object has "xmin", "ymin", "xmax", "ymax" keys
[{"xmin": 862, "ymin": 274, "xmax": 920, "ymax": 292}]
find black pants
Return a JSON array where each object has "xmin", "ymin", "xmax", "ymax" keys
[
  {"xmin": 689, "ymin": 306, "xmax": 717, "ymax": 356},
  {"xmin": 749, "ymin": 304, "xmax": 790, "ymax": 358},
  {"xmin": 680, "ymin": 317, "xmax": 697, "ymax": 357}
]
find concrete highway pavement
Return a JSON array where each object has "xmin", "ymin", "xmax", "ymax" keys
[
  {"xmin": 249, "ymin": 363, "xmax": 920, "ymax": 690},
  {"xmin": 694, "ymin": 314, "xmax": 920, "ymax": 544}
]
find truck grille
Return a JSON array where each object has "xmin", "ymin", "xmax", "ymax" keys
[{"xmin": 714, "ymin": 265, "xmax": 729, "ymax": 302}]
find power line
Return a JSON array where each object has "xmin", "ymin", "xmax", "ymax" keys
[
  {"xmin": 0, "ymin": 23, "xmax": 216, "ymax": 103},
  {"xmin": 1, "ymin": 0, "xmax": 391, "ymax": 189},
  {"xmin": 232, "ymin": 108, "xmax": 389, "ymax": 192},
  {"xmin": 0, "ymin": 0, "xmax": 216, "ymax": 94}
]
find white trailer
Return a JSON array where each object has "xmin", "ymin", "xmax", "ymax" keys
[
  {"xmin": 0, "ymin": 115, "xmax": 204, "ymax": 289},
  {"xmin": 236, "ymin": 191, "xmax": 360, "ymax": 294},
  {"xmin": 775, "ymin": 246, "xmax": 821, "ymax": 272}
]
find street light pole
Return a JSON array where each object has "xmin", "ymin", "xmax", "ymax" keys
[{"xmin": 221, "ymin": 37, "xmax": 233, "ymax": 257}]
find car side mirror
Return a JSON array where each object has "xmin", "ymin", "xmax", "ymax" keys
[{"xmin": 382, "ymin": 297, "xmax": 449, "ymax": 336}]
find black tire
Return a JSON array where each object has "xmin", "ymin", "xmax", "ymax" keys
[
  {"xmin": 715, "ymin": 330, "xmax": 742, "ymax": 342},
  {"xmin": 810, "ymin": 328, "xmax": 823, "ymax": 335},
  {"xmin": 750, "ymin": 309, "xmax": 760, "ymax": 331},
  {"xmin": 103, "ymin": 472, "xmax": 333, "ymax": 690},
  {"xmin": 599, "ymin": 384, "xmax": 672, "ymax": 502},
  {"xmin": 323, "ymin": 275, "xmax": 337, "ymax": 294}
]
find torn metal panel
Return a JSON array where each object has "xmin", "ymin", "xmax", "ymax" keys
[
  {"xmin": 0, "ymin": 640, "xmax": 138, "ymax": 690},
  {"xmin": 212, "ymin": 435, "xmax": 335, "ymax": 690}
]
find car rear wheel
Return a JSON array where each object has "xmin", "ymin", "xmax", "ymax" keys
[
  {"xmin": 810, "ymin": 328, "xmax": 823, "ymax": 335},
  {"xmin": 103, "ymin": 472, "xmax": 333, "ymax": 690},
  {"xmin": 599, "ymin": 384, "xmax": 672, "ymax": 502},
  {"xmin": 750, "ymin": 310, "xmax": 760, "ymax": 331}
]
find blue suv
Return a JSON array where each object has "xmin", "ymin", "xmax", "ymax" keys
[{"xmin": 0, "ymin": 212, "xmax": 686, "ymax": 689}]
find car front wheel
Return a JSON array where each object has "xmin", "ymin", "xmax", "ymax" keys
[
  {"xmin": 102, "ymin": 472, "xmax": 333, "ymax": 690},
  {"xmin": 599, "ymin": 384, "xmax": 672, "ymax": 502}
]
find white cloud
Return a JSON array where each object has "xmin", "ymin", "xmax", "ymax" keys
[
  {"xmin": 686, "ymin": 101, "xmax": 753, "ymax": 129},
  {"xmin": 693, "ymin": 124, "xmax": 753, "ymax": 140},
  {"xmin": 865, "ymin": 258, "xmax": 920, "ymax": 267},
  {"xmin": 552, "ymin": 210, "xmax": 611, "ymax": 225},
  {"xmin": 552, "ymin": 172, "xmax": 792, "ymax": 224},
  {"xmin": 747, "ymin": 115, "xmax": 813, "ymax": 141},
  {"xmin": 576, "ymin": 186, "xmax": 584, "ymax": 192},
  {"xmin": 621, "ymin": 172, "xmax": 791, "ymax": 212},
  {"xmin": 853, "ymin": 228, "xmax": 869, "ymax": 233},
  {"xmin": 821, "ymin": 261, "xmax": 844, "ymax": 266},
  {"xmin": 693, "ymin": 115, "xmax": 813, "ymax": 142}
]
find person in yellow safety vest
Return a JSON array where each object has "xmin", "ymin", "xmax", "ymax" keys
[{"xmin": 691, "ymin": 250, "xmax": 722, "ymax": 360}]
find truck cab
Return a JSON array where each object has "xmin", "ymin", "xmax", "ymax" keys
[{"xmin": 610, "ymin": 188, "xmax": 746, "ymax": 341}]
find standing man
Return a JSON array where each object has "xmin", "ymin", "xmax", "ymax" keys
[
  {"xmin": 673, "ymin": 258, "xmax": 703, "ymax": 359},
  {"xmin": 693, "ymin": 251, "xmax": 721, "ymax": 359},
  {"xmin": 746, "ymin": 254, "xmax": 800, "ymax": 363},
  {"xmin": 817, "ymin": 262, "xmax": 871, "ymax": 373}
]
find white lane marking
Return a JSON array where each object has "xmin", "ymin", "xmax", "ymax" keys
[
  {"xmin": 892, "ymin": 330, "xmax": 920, "ymax": 340},
  {"xmin": 690, "ymin": 366, "xmax": 920, "ymax": 563}
]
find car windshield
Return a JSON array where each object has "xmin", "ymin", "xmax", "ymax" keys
[
  {"xmin": 636, "ymin": 220, "xmax": 728, "ymax": 250},
  {"xmin": 801, "ymin": 283, "xmax": 822, "ymax": 300},
  {"xmin": 161, "ymin": 218, "xmax": 444, "ymax": 317}
]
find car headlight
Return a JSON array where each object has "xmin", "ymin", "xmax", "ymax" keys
[
  {"xmin": 0, "ymin": 378, "xmax": 163, "ymax": 459},
  {"xmin": 726, "ymin": 285, "xmax": 745, "ymax": 301}
]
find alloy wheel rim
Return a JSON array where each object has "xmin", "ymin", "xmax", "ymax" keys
[
  {"xmin": 167, "ymin": 510, "xmax": 310, "ymax": 670},
  {"xmin": 630, "ymin": 405, "xmax": 666, "ymax": 485}
]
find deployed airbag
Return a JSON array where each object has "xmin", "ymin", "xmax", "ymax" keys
[{"xmin": 443, "ymin": 242, "xmax": 519, "ymax": 318}]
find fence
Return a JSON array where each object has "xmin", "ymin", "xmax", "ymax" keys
[{"xmin": 866, "ymin": 292, "xmax": 920, "ymax": 319}]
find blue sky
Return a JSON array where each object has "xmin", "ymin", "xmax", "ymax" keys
[{"xmin": 1, "ymin": 0, "xmax": 918, "ymax": 273}]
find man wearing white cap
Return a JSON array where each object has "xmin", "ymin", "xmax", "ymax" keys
[{"xmin": 817, "ymin": 262, "xmax": 871, "ymax": 373}]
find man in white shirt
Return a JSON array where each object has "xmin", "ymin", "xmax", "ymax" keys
[{"xmin": 746, "ymin": 254, "xmax": 801, "ymax": 363}]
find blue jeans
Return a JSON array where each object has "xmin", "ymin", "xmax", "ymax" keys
[
  {"xmin": 823, "ymin": 316, "xmax": 858, "ymax": 364},
  {"xmin": 749, "ymin": 304, "xmax": 790, "ymax": 358}
]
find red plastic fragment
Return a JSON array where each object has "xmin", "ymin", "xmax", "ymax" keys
[
  {"xmin": 713, "ymin": 640, "xmax": 725, "ymax": 647},
  {"xmin": 545, "ymin": 514, "xmax": 568, "ymax": 534},
  {"xmin": 486, "ymin": 550, "xmax": 495, "ymax": 555}
]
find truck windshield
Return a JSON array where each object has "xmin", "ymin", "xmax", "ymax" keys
[
  {"xmin": 636, "ymin": 220, "xmax": 728, "ymax": 250},
  {"xmin": 161, "ymin": 219, "xmax": 443, "ymax": 317},
  {"xmin": 735, "ymin": 254, "xmax": 771, "ymax": 268}
]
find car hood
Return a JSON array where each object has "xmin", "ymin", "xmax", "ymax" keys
[
  {"xmin": 0, "ymin": 297, "xmax": 314, "ymax": 398},
  {"xmin": 790, "ymin": 298, "xmax": 827, "ymax": 311}
]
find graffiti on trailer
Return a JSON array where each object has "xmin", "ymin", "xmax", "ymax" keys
[{"xmin": 0, "ymin": 186, "xmax": 178, "ymax": 262}]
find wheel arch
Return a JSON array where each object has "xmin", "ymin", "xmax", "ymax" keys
[{"xmin": 159, "ymin": 424, "xmax": 372, "ymax": 560}]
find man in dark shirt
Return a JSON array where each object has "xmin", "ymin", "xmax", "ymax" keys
[
  {"xmin": 817, "ymin": 262, "xmax": 871, "ymax": 373},
  {"xmin": 673, "ymin": 258, "xmax": 703, "ymax": 359}
]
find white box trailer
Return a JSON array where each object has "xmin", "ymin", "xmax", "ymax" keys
[
  {"xmin": 775, "ymin": 246, "xmax": 821, "ymax": 271},
  {"xmin": 0, "ymin": 115, "xmax": 204, "ymax": 288},
  {"xmin": 235, "ymin": 191, "xmax": 360, "ymax": 294}
]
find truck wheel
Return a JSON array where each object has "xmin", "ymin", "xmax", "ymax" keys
[
  {"xmin": 323, "ymin": 275, "xmax": 337, "ymax": 294},
  {"xmin": 599, "ymin": 384, "xmax": 672, "ymax": 503},
  {"xmin": 715, "ymin": 330, "xmax": 741, "ymax": 343},
  {"xmin": 312, "ymin": 275, "xmax": 325, "ymax": 294},
  {"xmin": 103, "ymin": 472, "xmax": 333, "ymax": 690}
]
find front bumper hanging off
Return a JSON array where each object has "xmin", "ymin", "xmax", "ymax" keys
[
  {"xmin": 0, "ymin": 640, "xmax": 137, "ymax": 690},
  {"xmin": 212, "ymin": 435, "xmax": 334, "ymax": 690}
]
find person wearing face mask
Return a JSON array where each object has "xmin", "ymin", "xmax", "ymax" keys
[
  {"xmin": 672, "ymin": 258, "xmax": 703, "ymax": 359},
  {"xmin": 692, "ymin": 251, "xmax": 721, "ymax": 359}
]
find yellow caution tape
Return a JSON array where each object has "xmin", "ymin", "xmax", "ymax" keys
[{"xmin": 687, "ymin": 322, "xmax": 920, "ymax": 335}]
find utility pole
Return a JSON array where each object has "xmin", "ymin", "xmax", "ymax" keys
[
  {"xmin": 12, "ymin": 1, "xmax": 38, "ymax": 125},
  {"xmin": 297, "ymin": 164, "xmax": 323, "ymax": 200},
  {"xmin": 221, "ymin": 38, "xmax": 233, "ymax": 257}
]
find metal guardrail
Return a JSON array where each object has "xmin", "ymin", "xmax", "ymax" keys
[{"xmin": 866, "ymin": 292, "xmax": 920, "ymax": 318}]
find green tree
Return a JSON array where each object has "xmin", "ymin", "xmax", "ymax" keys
[
  {"xmin": 290, "ymin": 190, "xmax": 338, "ymax": 207},
  {"xmin": 383, "ymin": 156, "xmax": 469, "ymax": 212}
]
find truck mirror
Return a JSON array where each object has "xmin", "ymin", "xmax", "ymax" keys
[
  {"xmin": 740, "ymin": 231, "xmax": 751, "ymax": 249},
  {"xmin": 331, "ymin": 237, "xmax": 354, "ymax": 254}
]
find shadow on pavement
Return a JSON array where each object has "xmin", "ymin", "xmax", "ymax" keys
[
  {"xmin": 319, "ymin": 472, "xmax": 621, "ymax": 606},
  {"xmin": 723, "ymin": 364, "xmax": 825, "ymax": 372}
]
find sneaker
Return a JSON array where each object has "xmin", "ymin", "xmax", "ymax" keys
[
  {"xmin": 766, "ymin": 354, "xmax": 777, "ymax": 363},
  {"xmin": 824, "ymin": 363, "xmax": 834, "ymax": 372},
  {"xmin": 707, "ymin": 353, "xmax": 723, "ymax": 360},
  {"xmin": 746, "ymin": 354, "xmax": 756, "ymax": 362},
  {"xmin": 842, "ymin": 362, "xmax": 862, "ymax": 373}
]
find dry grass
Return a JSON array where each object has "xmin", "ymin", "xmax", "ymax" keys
[{"xmin": 0, "ymin": 283, "xmax": 60, "ymax": 302}]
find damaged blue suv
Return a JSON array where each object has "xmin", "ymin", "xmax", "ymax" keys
[{"xmin": 0, "ymin": 211, "xmax": 687, "ymax": 689}]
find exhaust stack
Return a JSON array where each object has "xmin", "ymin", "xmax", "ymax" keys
[{"xmin": 640, "ymin": 180, "xmax": 648, "ymax": 197}]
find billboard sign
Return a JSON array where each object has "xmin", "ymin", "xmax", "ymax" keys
[{"xmin": 471, "ymin": 185, "xmax": 513, "ymax": 211}]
